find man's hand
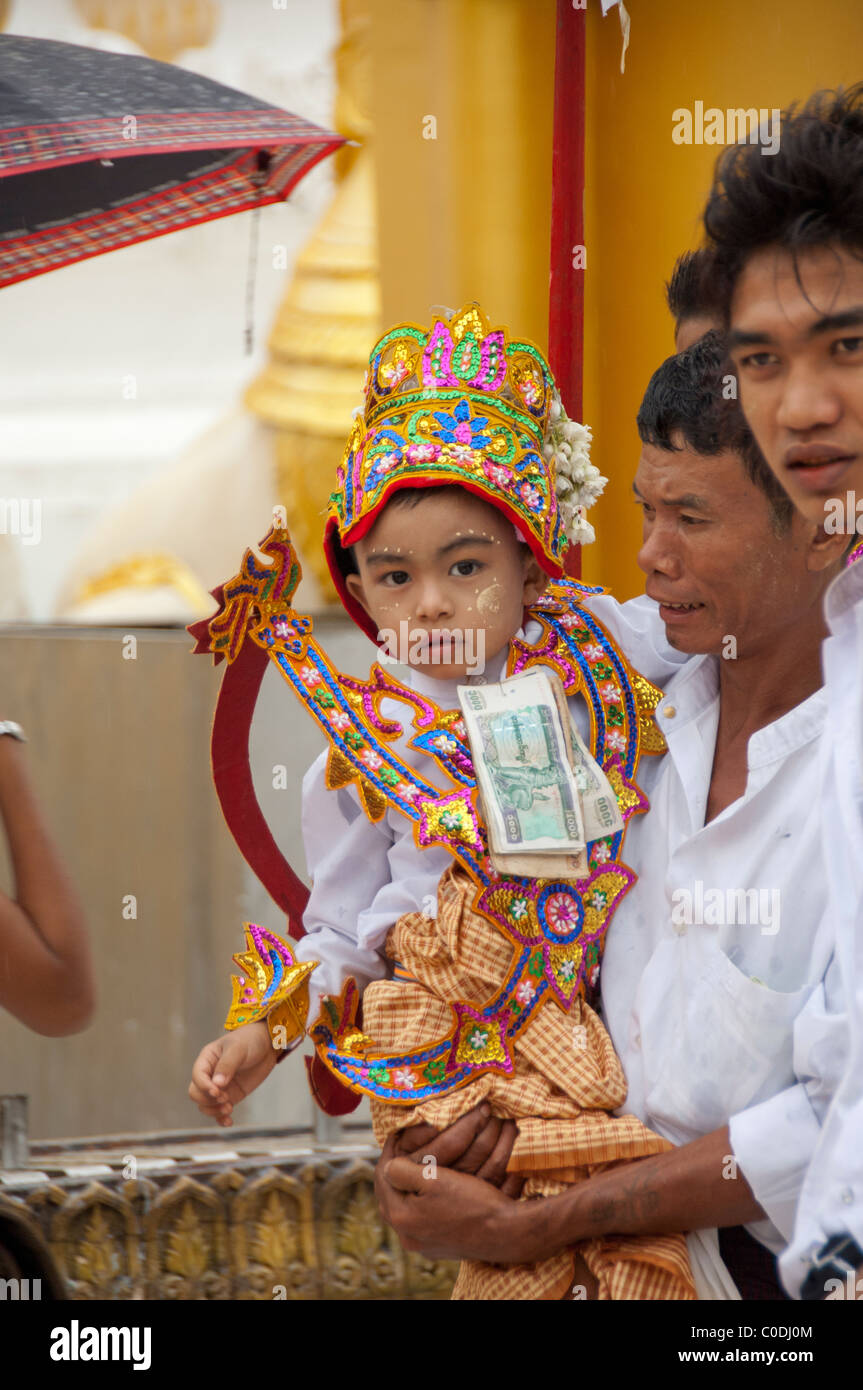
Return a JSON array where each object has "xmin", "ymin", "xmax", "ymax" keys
[
  {"xmin": 392, "ymin": 1103, "xmax": 523, "ymax": 1194},
  {"xmin": 375, "ymin": 1144, "xmax": 533, "ymax": 1263},
  {"xmin": 375, "ymin": 1121, "xmax": 766, "ymax": 1266},
  {"xmin": 188, "ymin": 1021, "xmax": 276, "ymax": 1126}
]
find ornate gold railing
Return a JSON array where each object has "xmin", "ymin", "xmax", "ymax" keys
[{"xmin": 0, "ymin": 1124, "xmax": 456, "ymax": 1300}]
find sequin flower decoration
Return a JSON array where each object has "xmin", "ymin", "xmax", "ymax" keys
[
  {"xmin": 543, "ymin": 389, "xmax": 606, "ymax": 546},
  {"xmin": 433, "ymin": 399, "xmax": 491, "ymax": 451}
]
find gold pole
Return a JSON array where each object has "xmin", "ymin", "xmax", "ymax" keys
[{"xmin": 367, "ymin": 0, "xmax": 556, "ymax": 344}]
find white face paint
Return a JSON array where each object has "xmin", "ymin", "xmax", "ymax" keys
[{"xmin": 476, "ymin": 582, "xmax": 502, "ymax": 616}]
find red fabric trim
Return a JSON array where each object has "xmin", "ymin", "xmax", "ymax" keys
[
  {"xmin": 193, "ymin": 607, "xmax": 361, "ymax": 1118},
  {"xmin": 304, "ymin": 1054, "xmax": 362, "ymax": 1116},
  {"xmin": 323, "ymin": 477, "xmax": 565, "ymax": 644},
  {"xmin": 0, "ymin": 138, "xmax": 330, "ymax": 179},
  {"xmin": 550, "ymin": 0, "xmax": 586, "ymax": 581},
  {"xmin": 0, "ymin": 140, "xmax": 341, "ymax": 289},
  {"xmin": 0, "ymin": 109, "xmax": 340, "ymax": 173},
  {"xmin": 209, "ymin": 636, "xmax": 310, "ymax": 938},
  {"xmin": 1, "ymin": 144, "xmax": 305, "ymax": 237}
]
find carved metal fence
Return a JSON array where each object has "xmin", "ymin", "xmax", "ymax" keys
[{"xmin": 0, "ymin": 1119, "xmax": 456, "ymax": 1300}]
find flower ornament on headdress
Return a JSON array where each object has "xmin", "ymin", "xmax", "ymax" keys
[
  {"xmin": 324, "ymin": 303, "xmax": 603, "ymax": 643},
  {"xmin": 543, "ymin": 389, "xmax": 606, "ymax": 547}
]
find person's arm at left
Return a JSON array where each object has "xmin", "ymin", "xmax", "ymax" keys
[
  {"xmin": 377, "ymin": 1123, "xmax": 763, "ymax": 1263},
  {"xmin": 0, "ymin": 735, "xmax": 93, "ymax": 1034}
]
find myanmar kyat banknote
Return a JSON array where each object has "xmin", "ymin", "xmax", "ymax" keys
[{"xmin": 457, "ymin": 668, "xmax": 623, "ymax": 880}]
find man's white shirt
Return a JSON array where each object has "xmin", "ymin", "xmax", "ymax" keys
[
  {"xmin": 600, "ymin": 646, "xmax": 845, "ymax": 1260},
  {"xmin": 780, "ymin": 557, "xmax": 863, "ymax": 1297}
]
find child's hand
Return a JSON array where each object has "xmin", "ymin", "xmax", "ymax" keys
[{"xmin": 188, "ymin": 1021, "xmax": 276, "ymax": 1127}]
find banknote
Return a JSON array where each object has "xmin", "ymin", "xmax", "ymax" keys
[
  {"xmin": 527, "ymin": 665, "xmax": 624, "ymax": 841},
  {"xmin": 458, "ymin": 667, "xmax": 622, "ymax": 880},
  {"xmin": 568, "ymin": 720, "xmax": 624, "ymax": 840},
  {"xmin": 485, "ymin": 670, "xmax": 588, "ymax": 876},
  {"xmin": 459, "ymin": 669, "xmax": 586, "ymax": 860},
  {"xmin": 487, "ymin": 841, "xmax": 589, "ymax": 881}
]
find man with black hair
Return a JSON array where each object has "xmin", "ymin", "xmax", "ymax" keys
[
  {"xmin": 666, "ymin": 248, "xmax": 723, "ymax": 352},
  {"xmin": 376, "ymin": 334, "xmax": 849, "ymax": 1299},
  {"xmin": 703, "ymin": 82, "xmax": 863, "ymax": 1301}
]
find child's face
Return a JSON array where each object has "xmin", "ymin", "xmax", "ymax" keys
[{"xmin": 345, "ymin": 488, "xmax": 547, "ymax": 680}]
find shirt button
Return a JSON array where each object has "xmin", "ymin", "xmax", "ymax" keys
[
  {"xmin": 633, "ymin": 1032, "xmax": 641, "ymax": 1047},
  {"xmin": 672, "ymin": 919, "xmax": 687, "ymax": 936},
  {"xmin": 841, "ymin": 1187, "xmax": 855, "ymax": 1205},
  {"xmin": 662, "ymin": 704, "xmax": 677, "ymax": 718}
]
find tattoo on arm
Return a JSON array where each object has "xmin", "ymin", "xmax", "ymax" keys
[{"xmin": 585, "ymin": 1166, "xmax": 663, "ymax": 1236}]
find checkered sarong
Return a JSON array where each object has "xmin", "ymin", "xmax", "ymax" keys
[{"xmin": 364, "ymin": 863, "xmax": 696, "ymax": 1301}]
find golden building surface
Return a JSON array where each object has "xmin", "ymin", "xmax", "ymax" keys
[{"xmin": 72, "ymin": 0, "xmax": 220, "ymax": 61}]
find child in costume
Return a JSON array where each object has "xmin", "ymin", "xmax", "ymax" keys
[{"xmin": 190, "ymin": 304, "xmax": 696, "ymax": 1301}]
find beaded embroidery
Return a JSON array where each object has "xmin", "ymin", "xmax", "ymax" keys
[
  {"xmin": 324, "ymin": 305, "xmax": 573, "ymax": 642},
  {"xmin": 196, "ymin": 523, "xmax": 666, "ymax": 1106},
  {"xmin": 225, "ymin": 922, "xmax": 318, "ymax": 1051}
]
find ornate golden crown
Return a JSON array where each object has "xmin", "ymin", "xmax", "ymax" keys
[
  {"xmin": 362, "ymin": 302, "xmax": 554, "ymax": 441},
  {"xmin": 322, "ymin": 303, "xmax": 600, "ymax": 643}
]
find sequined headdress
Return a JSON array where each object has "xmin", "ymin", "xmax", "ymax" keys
[{"xmin": 323, "ymin": 303, "xmax": 605, "ymax": 643}]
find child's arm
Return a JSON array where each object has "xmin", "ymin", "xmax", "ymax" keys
[
  {"xmin": 189, "ymin": 750, "xmax": 398, "ymax": 1123},
  {"xmin": 292, "ymin": 751, "xmax": 400, "ymax": 1023},
  {"xmin": 188, "ymin": 1021, "xmax": 274, "ymax": 1128}
]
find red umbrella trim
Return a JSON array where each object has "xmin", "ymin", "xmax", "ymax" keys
[
  {"xmin": 0, "ymin": 109, "xmax": 341, "ymax": 174},
  {"xmin": 0, "ymin": 141, "xmax": 341, "ymax": 288}
]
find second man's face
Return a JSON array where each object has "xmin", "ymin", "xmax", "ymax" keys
[
  {"xmin": 634, "ymin": 436, "xmax": 834, "ymax": 660},
  {"xmin": 728, "ymin": 243, "xmax": 863, "ymax": 534}
]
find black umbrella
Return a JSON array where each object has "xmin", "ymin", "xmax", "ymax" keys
[{"xmin": 0, "ymin": 35, "xmax": 344, "ymax": 290}]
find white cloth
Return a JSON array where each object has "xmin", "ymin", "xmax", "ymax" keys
[
  {"xmin": 687, "ymin": 1230, "xmax": 742, "ymax": 1301},
  {"xmin": 780, "ymin": 558, "xmax": 863, "ymax": 1298},
  {"xmin": 295, "ymin": 592, "xmax": 687, "ymax": 1021},
  {"xmin": 600, "ymin": 650, "xmax": 847, "ymax": 1267}
]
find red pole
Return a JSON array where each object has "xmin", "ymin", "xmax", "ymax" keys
[{"xmin": 548, "ymin": 0, "xmax": 586, "ymax": 579}]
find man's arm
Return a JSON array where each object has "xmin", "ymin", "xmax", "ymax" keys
[
  {"xmin": 0, "ymin": 737, "xmax": 93, "ymax": 1034},
  {"xmin": 377, "ymin": 1123, "xmax": 763, "ymax": 1264}
]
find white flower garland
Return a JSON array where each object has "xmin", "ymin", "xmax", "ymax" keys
[{"xmin": 542, "ymin": 389, "xmax": 607, "ymax": 546}]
